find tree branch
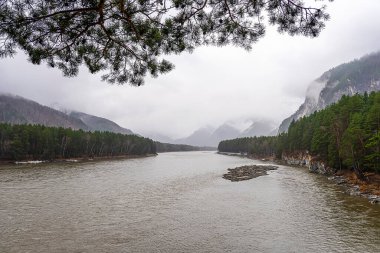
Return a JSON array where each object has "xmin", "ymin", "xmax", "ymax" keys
[{"xmin": 25, "ymin": 7, "xmax": 98, "ymax": 23}]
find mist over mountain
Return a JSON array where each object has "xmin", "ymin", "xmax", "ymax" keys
[
  {"xmin": 0, "ymin": 93, "xmax": 135, "ymax": 135},
  {"xmin": 175, "ymin": 124, "xmax": 240, "ymax": 147},
  {"xmin": 0, "ymin": 93, "xmax": 276, "ymax": 148},
  {"xmin": 69, "ymin": 111, "xmax": 134, "ymax": 135},
  {"xmin": 0, "ymin": 93, "xmax": 89, "ymax": 130},
  {"xmin": 211, "ymin": 124, "xmax": 241, "ymax": 144},
  {"xmin": 171, "ymin": 120, "xmax": 276, "ymax": 147},
  {"xmin": 279, "ymin": 52, "xmax": 380, "ymax": 133},
  {"xmin": 175, "ymin": 126, "xmax": 216, "ymax": 147},
  {"xmin": 239, "ymin": 120, "xmax": 277, "ymax": 138},
  {"xmin": 142, "ymin": 132, "xmax": 175, "ymax": 144}
]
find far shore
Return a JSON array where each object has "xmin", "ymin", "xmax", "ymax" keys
[{"xmin": 0, "ymin": 153, "xmax": 158, "ymax": 167}]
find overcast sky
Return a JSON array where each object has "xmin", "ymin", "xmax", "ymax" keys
[{"xmin": 1, "ymin": 0, "xmax": 380, "ymax": 139}]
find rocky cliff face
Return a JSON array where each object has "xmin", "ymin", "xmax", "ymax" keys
[
  {"xmin": 278, "ymin": 89, "xmax": 320, "ymax": 133},
  {"xmin": 279, "ymin": 52, "xmax": 380, "ymax": 133},
  {"xmin": 282, "ymin": 152, "xmax": 335, "ymax": 175}
]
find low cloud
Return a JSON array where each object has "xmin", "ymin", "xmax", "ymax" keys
[{"xmin": 1, "ymin": 1, "xmax": 380, "ymax": 138}]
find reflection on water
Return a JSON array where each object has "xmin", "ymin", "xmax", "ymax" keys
[{"xmin": 1, "ymin": 151, "xmax": 379, "ymax": 252}]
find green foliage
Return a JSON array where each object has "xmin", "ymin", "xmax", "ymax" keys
[
  {"xmin": 218, "ymin": 91, "xmax": 380, "ymax": 172},
  {"xmin": 0, "ymin": 0, "xmax": 331, "ymax": 85},
  {"xmin": 365, "ymin": 133, "xmax": 380, "ymax": 172},
  {"xmin": 0, "ymin": 123, "xmax": 156, "ymax": 161},
  {"xmin": 155, "ymin": 142, "xmax": 201, "ymax": 152},
  {"xmin": 218, "ymin": 136, "xmax": 277, "ymax": 158}
]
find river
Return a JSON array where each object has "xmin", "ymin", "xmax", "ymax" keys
[{"xmin": 0, "ymin": 151, "xmax": 379, "ymax": 252}]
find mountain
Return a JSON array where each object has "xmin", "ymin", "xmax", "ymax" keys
[
  {"xmin": 174, "ymin": 122, "xmax": 278, "ymax": 147},
  {"xmin": 0, "ymin": 93, "xmax": 135, "ymax": 135},
  {"xmin": 69, "ymin": 111, "xmax": 133, "ymax": 135},
  {"xmin": 279, "ymin": 52, "xmax": 380, "ymax": 133},
  {"xmin": 239, "ymin": 120, "xmax": 277, "ymax": 137},
  {"xmin": 210, "ymin": 124, "xmax": 241, "ymax": 145},
  {"xmin": 0, "ymin": 93, "xmax": 89, "ymax": 130},
  {"xmin": 175, "ymin": 120, "xmax": 279, "ymax": 147},
  {"xmin": 142, "ymin": 132, "xmax": 174, "ymax": 144},
  {"xmin": 175, "ymin": 127, "xmax": 215, "ymax": 147},
  {"xmin": 175, "ymin": 124, "xmax": 241, "ymax": 147},
  {"xmin": 278, "ymin": 80, "xmax": 323, "ymax": 133}
]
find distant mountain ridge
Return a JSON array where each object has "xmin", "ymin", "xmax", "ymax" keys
[
  {"xmin": 0, "ymin": 93, "xmax": 89, "ymax": 130},
  {"xmin": 1, "ymin": 93, "xmax": 275, "ymax": 148},
  {"xmin": 152, "ymin": 120, "xmax": 277, "ymax": 147},
  {"xmin": 239, "ymin": 120, "xmax": 277, "ymax": 138},
  {"xmin": 278, "ymin": 52, "xmax": 380, "ymax": 133},
  {"xmin": 69, "ymin": 111, "xmax": 134, "ymax": 135},
  {"xmin": 0, "ymin": 93, "xmax": 135, "ymax": 135},
  {"xmin": 175, "ymin": 126, "xmax": 215, "ymax": 147}
]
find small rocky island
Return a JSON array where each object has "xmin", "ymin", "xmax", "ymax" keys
[{"xmin": 223, "ymin": 165, "xmax": 278, "ymax": 182}]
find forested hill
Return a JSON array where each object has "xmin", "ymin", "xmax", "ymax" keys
[
  {"xmin": 69, "ymin": 111, "xmax": 134, "ymax": 135},
  {"xmin": 219, "ymin": 91, "xmax": 380, "ymax": 173},
  {"xmin": 0, "ymin": 94, "xmax": 89, "ymax": 130},
  {"xmin": 0, "ymin": 93, "xmax": 135, "ymax": 135},
  {"xmin": 279, "ymin": 52, "xmax": 380, "ymax": 133},
  {"xmin": 0, "ymin": 123, "xmax": 155, "ymax": 161}
]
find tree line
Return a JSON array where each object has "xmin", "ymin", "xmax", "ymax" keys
[
  {"xmin": 219, "ymin": 91, "xmax": 380, "ymax": 173},
  {"xmin": 218, "ymin": 136, "xmax": 278, "ymax": 157},
  {"xmin": 155, "ymin": 142, "xmax": 201, "ymax": 153},
  {"xmin": 0, "ymin": 123, "xmax": 156, "ymax": 161},
  {"xmin": 155, "ymin": 142, "xmax": 216, "ymax": 153}
]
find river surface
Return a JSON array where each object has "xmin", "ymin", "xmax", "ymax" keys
[{"xmin": 1, "ymin": 151, "xmax": 379, "ymax": 252}]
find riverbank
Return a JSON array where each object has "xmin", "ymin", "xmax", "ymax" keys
[
  {"xmin": 0, "ymin": 153, "xmax": 157, "ymax": 167},
  {"xmin": 328, "ymin": 171, "xmax": 380, "ymax": 204},
  {"xmin": 280, "ymin": 153, "xmax": 380, "ymax": 204},
  {"xmin": 218, "ymin": 152, "xmax": 380, "ymax": 204}
]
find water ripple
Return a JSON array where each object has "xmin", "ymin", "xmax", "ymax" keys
[{"xmin": 0, "ymin": 152, "xmax": 379, "ymax": 253}]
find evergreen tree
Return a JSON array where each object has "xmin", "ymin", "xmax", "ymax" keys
[
  {"xmin": 218, "ymin": 91, "xmax": 380, "ymax": 174},
  {"xmin": 0, "ymin": 123, "xmax": 156, "ymax": 161},
  {"xmin": 0, "ymin": 0, "xmax": 331, "ymax": 85}
]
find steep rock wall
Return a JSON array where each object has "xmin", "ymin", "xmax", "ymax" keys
[{"xmin": 281, "ymin": 152, "xmax": 335, "ymax": 175}]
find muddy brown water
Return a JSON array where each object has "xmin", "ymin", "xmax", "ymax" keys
[{"xmin": 1, "ymin": 151, "xmax": 379, "ymax": 252}]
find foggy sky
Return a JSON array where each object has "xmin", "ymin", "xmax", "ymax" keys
[{"xmin": 1, "ymin": 0, "xmax": 380, "ymax": 138}]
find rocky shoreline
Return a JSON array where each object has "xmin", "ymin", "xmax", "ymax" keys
[
  {"xmin": 218, "ymin": 152, "xmax": 380, "ymax": 204},
  {"xmin": 223, "ymin": 165, "xmax": 278, "ymax": 182},
  {"xmin": 327, "ymin": 175, "xmax": 380, "ymax": 204},
  {"xmin": 280, "ymin": 153, "xmax": 380, "ymax": 205}
]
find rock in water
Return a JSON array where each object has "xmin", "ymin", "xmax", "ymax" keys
[{"xmin": 223, "ymin": 165, "xmax": 278, "ymax": 182}]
